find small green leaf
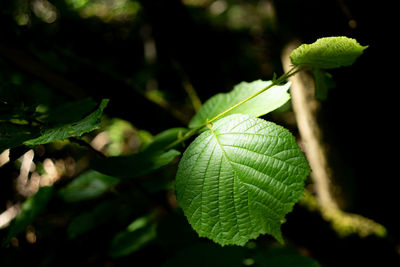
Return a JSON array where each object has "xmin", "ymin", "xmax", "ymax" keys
[
  {"xmin": 58, "ymin": 170, "xmax": 119, "ymax": 202},
  {"xmin": 91, "ymin": 149, "xmax": 180, "ymax": 179},
  {"xmin": 24, "ymin": 99, "xmax": 109, "ymax": 145},
  {"xmin": 3, "ymin": 186, "xmax": 53, "ymax": 246},
  {"xmin": 176, "ymin": 114, "xmax": 310, "ymax": 246},
  {"xmin": 189, "ymin": 80, "xmax": 291, "ymax": 128},
  {"xmin": 290, "ymin": 36, "xmax": 367, "ymax": 69},
  {"xmin": 313, "ymin": 69, "xmax": 336, "ymax": 100}
]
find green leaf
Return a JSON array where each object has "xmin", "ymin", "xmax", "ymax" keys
[
  {"xmin": 290, "ymin": 36, "xmax": 367, "ymax": 69},
  {"xmin": 45, "ymin": 98, "xmax": 98, "ymax": 125},
  {"xmin": 0, "ymin": 123, "xmax": 40, "ymax": 152},
  {"xmin": 109, "ymin": 213, "xmax": 157, "ymax": 258},
  {"xmin": 3, "ymin": 186, "xmax": 53, "ymax": 246},
  {"xmin": 24, "ymin": 99, "xmax": 109, "ymax": 145},
  {"xmin": 176, "ymin": 114, "xmax": 310, "ymax": 246},
  {"xmin": 67, "ymin": 194, "xmax": 142, "ymax": 239},
  {"xmin": 0, "ymin": 99, "xmax": 108, "ymax": 151},
  {"xmin": 58, "ymin": 170, "xmax": 119, "ymax": 202},
  {"xmin": 313, "ymin": 69, "xmax": 336, "ymax": 100},
  {"xmin": 67, "ymin": 199, "xmax": 118, "ymax": 239},
  {"xmin": 91, "ymin": 149, "xmax": 180, "ymax": 179},
  {"xmin": 189, "ymin": 80, "xmax": 291, "ymax": 128}
]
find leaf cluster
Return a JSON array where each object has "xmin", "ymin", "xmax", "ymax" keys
[{"xmin": 0, "ymin": 36, "xmax": 367, "ymax": 265}]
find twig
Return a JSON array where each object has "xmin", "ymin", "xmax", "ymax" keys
[
  {"xmin": 281, "ymin": 41, "xmax": 386, "ymax": 238},
  {"xmin": 281, "ymin": 41, "xmax": 338, "ymax": 209}
]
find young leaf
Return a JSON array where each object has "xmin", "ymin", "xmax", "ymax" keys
[
  {"xmin": 24, "ymin": 99, "xmax": 109, "ymax": 145},
  {"xmin": 189, "ymin": 80, "xmax": 291, "ymax": 128},
  {"xmin": 176, "ymin": 114, "xmax": 310, "ymax": 246},
  {"xmin": 3, "ymin": 186, "xmax": 53, "ymax": 246},
  {"xmin": 58, "ymin": 170, "xmax": 119, "ymax": 202},
  {"xmin": 290, "ymin": 36, "xmax": 367, "ymax": 69}
]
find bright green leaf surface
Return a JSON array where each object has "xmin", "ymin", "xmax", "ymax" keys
[
  {"xmin": 290, "ymin": 36, "xmax": 367, "ymax": 69},
  {"xmin": 58, "ymin": 170, "xmax": 119, "ymax": 202},
  {"xmin": 3, "ymin": 186, "xmax": 53, "ymax": 246},
  {"xmin": 24, "ymin": 99, "xmax": 109, "ymax": 145},
  {"xmin": 92, "ymin": 149, "xmax": 180, "ymax": 179},
  {"xmin": 176, "ymin": 114, "xmax": 310, "ymax": 246},
  {"xmin": 189, "ymin": 80, "xmax": 291, "ymax": 128}
]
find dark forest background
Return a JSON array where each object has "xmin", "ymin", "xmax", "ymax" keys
[{"xmin": 0, "ymin": 0, "xmax": 399, "ymax": 266}]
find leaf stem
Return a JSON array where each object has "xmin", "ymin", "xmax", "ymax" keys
[
  {"xmin": 163, "ymin": 65, "xmax": 302, "ymax": 151},
  {"xmin": 207, "ymin": 65, "xmax": 300, "ymax": 124},
  {"xmin": 163, "ymin": 126, "xmax": 202, "ymax": 150}
]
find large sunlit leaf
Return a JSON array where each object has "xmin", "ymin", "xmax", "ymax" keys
[
  {"xmin": 290, "ymin": 36, "xmax": 367, "ymax": 69},
  {"xmin": 176, "ymin": 114, "xmax": 310, "ymax": 246},
  {"xmin": 189, "ymin": 80, "xmax": 291, "ymax": 128},
  {"xmin": 3, "ymin": 186, "xmax": 53, "ymax": 246}
]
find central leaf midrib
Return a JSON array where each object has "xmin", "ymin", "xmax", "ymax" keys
[
  {"xmin": 207, "ymin": 123, "xmax": 252, "ymax": 238},
  {"xmin": 207, "ymin": 122, "xmax": 288, "ymax": 223}
]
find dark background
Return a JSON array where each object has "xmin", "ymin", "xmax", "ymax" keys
[{"xmin": 1, "ymin": 0, "xmax": 399, "ymax": 266}]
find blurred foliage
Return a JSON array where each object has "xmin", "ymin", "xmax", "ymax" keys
[{"xmin": 0, "ymin": 0, "xmax": 399, "ymax": 266}]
